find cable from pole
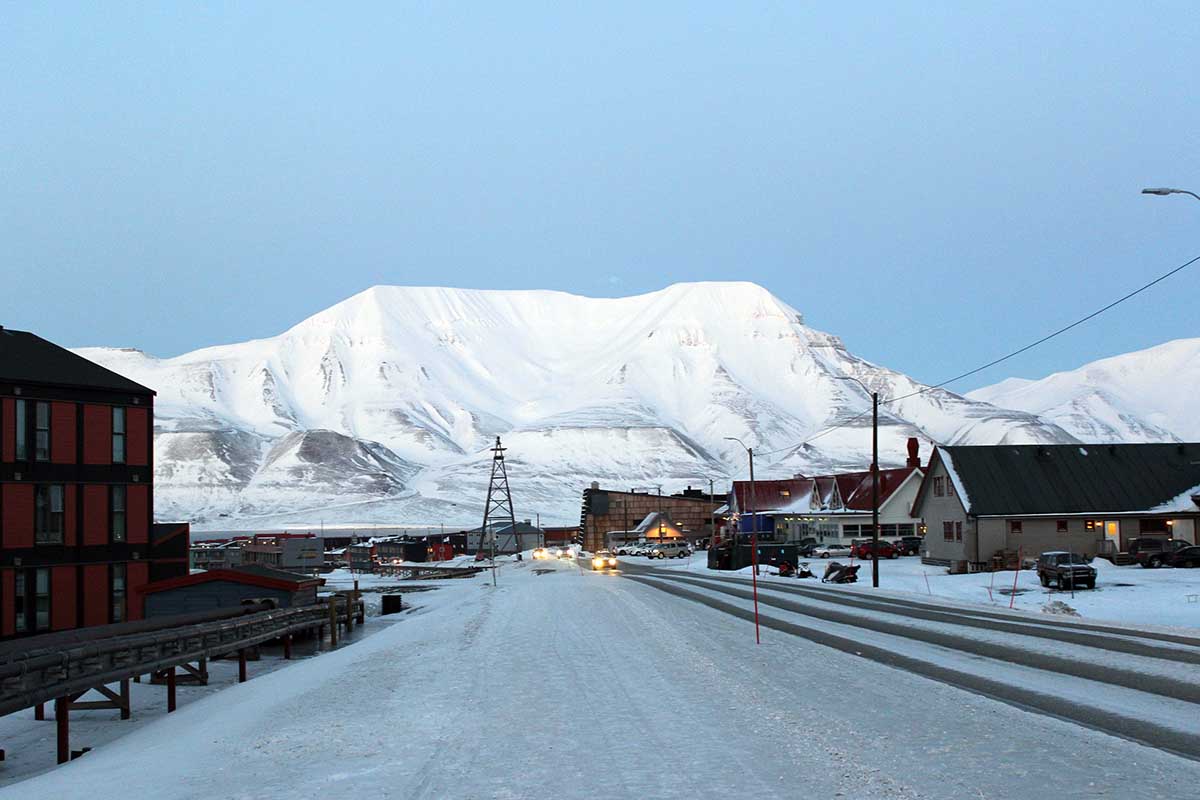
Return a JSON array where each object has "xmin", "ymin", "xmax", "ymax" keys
[{"xmin": 749, "ymin": 250, "xmax": 1200, "ymax": 461}]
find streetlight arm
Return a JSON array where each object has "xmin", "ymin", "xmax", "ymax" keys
[{"xmin": 1142, "ymin": 187, "xmax": 1200, "ymax": 202}]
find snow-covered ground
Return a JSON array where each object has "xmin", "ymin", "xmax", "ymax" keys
[
  {"xmin": 5, "ymin": 556, "xmax": 1200, "ymax": 799},
  {"xmin": 640, "ymin": 551, "xmax": 1200, "ymax": 630}
]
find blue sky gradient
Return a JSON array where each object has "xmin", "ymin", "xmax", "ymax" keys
[{"xmin": 3, "ymin": 3, "xmax": 1198, "ymax": 390}]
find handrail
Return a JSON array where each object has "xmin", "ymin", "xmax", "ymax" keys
[{"xmin": 0, "ymin": 597, "xmax": 362, "ymax": 718}]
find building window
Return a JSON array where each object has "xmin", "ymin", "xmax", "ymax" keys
[
  {"xmin": 111, "ymin": 564, "xmax": 126, "ymax": 624},
  {"xmin": 843, "ymin": 524, "xmax": 860, "ymax": 538},
  {"xmin": 34, "ymin": 401, "xmax": 50, "ymax": 461},
  {"xmin": 955, "ymin": 521, "xmax": 963, "ymax": 541},
  {"xmin": 933, "ymin": 477, "xmax": 945, "ymax": 497},
  {"xmin": 35, "ymin": 485, "xmax": 65, "ymax": 544},
  {"xmin": 15, "ymin": 399, "xmax": 28, "ymax": 460},
  {"xmin": 1057, "ymin": 519, "xmax": 1069, "ymax": 533},
  {"xmin": 14, "ymin": 572, "xmax": 27, "ymax": 633},
  {"xmin": 35, "ymin": 568, "xmax": 51, "ymax": 631},
  {"xmin": 112, "ymin": 485, "xmax": 126, "ymax": 542},
  {"xmin": 112, "ymin": 407, "xmax": 126, "ymax": 464},
  {"xmin": 1009, "ymin": 520, "xmax": 1023, "ymax": 535},
  {"xmin": 943, "ymin": 521, "xmax": 954, "ymax": 541},
  {"xmin": 946, "ymin": 480, "xmax": 955, "ymax": 498}
]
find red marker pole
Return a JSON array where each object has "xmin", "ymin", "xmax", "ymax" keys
[
  {"xmin": 1009, "ymin": 547, "xmax": 1022, "ymax": 609},
  {"xmin": 749, "ymin": 447, "xmax": 761, "ymax": 645}
]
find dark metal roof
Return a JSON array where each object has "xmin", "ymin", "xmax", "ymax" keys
[
  {"xmin": 939, "ymin": 443, "xmax": 1200, "ymax": 516},
  {"xmin": 139, "ymin": 565, "xmax": 324, "ymax": 595},
  {"xmin": 0, "ymin": 328, "xmax": 153, "ymax": 395}
]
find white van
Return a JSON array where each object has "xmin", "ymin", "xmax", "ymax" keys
[{"xmin": 649, "ymin": 540, "xmax": 691, "ymax": 559}]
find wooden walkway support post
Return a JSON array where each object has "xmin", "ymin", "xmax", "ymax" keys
[
  {"xmin": 35, "ymin": 702, "xmax": 45, "ymax": 721},
  {"xmin": 166, "ymin": 669, "xmax": 177, "ymax": 712},
  {"xmin": 120, "ymin": 679, "xmax": 131, "ymax": 720},
  {"xmin": 283, "ymin": 634, "xmax": 293, "ymax": 660},
  {"xmin": 238, "ymin": 649, "xmax": 247, "ymax": 683},
  {"xmin": 55, "ymin": 697, "xmax": 69, "ymax": 765},
  {"xmin": 328, "ymin": 599, "xmax": 338, "ymax": 648}
]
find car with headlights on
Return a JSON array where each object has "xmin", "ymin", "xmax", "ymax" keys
[
  {"xmin": 591, "ymin": 550, "xmax": 619, "ymax": 570},
  {"xmin": 532, "ymin": 547, "xmax": 550, "ymax": 560}
]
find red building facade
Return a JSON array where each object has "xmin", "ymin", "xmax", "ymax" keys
[{"xmin": 0, "ymin": 327, "xmax": 156, "ymax": 639}]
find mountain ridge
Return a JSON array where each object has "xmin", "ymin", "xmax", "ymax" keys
[{"xmin": 76, "ymin": 282, "xmax": 1085, "ymax": 529}]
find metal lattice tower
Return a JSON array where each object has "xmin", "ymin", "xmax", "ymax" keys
[{"xmin": 480, "ymin": 436, "xmax": 518, "ymax": 582}]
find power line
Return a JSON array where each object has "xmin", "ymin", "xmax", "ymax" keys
[{"xmin": 753, "ymin": 250, "xmax": 1200, "ymax": 461}]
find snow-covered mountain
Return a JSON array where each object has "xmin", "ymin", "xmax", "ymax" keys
[
  {"xmin": 967, "ymin": 338, "xmax": 1200, "ymax": 443},
  {"xmin": 77, "ymin": 282, "xmax": 1078, "ymax": 529}
]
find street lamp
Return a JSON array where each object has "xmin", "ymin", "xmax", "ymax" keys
[
  {"xmin": 1142, "ymin": 187, "xmax": 1200, "ymax": 202},
  {"xmin": 835, "ymin": 376, "xmax": 881, "ymax": 588},
  {"xmin": 724, "ymin": 436, "xmax": 761, "ymax": 645}
]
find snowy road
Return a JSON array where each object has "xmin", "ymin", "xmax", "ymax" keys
[{"xmin": 6, "ymin": 558, "xmax": 1200, "ymax": 799}]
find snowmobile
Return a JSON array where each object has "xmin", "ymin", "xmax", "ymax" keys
[{"xmin": 821, "ymin": 561, "xmax": 860, "ymax": 584}]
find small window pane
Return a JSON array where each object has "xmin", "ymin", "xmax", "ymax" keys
[
  {"xmin": 15, "ymin": 400, "xmax": 27, "ymax": 459},
  {"xmin": 112, "ymin": 407, "xmax": 125, "ymax": 434}
]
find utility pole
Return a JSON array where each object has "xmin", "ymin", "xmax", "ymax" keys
[
  {"xmin": 835, "ymin": 376, "xmax": 882, "ymax": 588},
  {"xmin": 724, "ymin": 437, "xmax": 762, "ymax": 645},
  {"xmin": 709, "ymin": 478, "xmax": 715, "ymax": 546},
  {"xmin": 871, "ymin": 391, "xmax": 880, "ymax": 589}
]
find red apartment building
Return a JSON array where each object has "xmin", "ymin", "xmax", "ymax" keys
[{"xmin": 1, "ymin": 327, "xmax": 156, "ymax": 639}]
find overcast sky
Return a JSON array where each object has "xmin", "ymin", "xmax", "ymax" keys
[{"xmin": 3, "ymin": 3, "xmax": 1198, "ymax": 391}]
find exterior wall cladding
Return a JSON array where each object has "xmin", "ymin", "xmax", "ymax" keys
[{"xmin": 0, "ymin": 377, "xmax": 155, "ymax": 639}]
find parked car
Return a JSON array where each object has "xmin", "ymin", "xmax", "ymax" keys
[
  {"xmin": 894, "ymin": 536, "xmax": 924, "ymax": 556},
  {"xmin": 1130, "ymin": 537, "xmax": 1187, "ymax": 566},
  {"xmin": 650, "ymin": 541, "xmax": 692, "ymax": 559},
  {"xmin": 1163, "ymin": 546, "xmax": 1200, "ymax": 568},
  {"xmin": 1036, "ymin": 551, "xmax": 1097, "ymax": 590},
  {"xmin": 591, "ymin": 550, "xmax": 619, "ymax": 570},
  {"xmin": 851, "ymin": 540, "xmax": 897, "ymax": 560},
  {"xmin": 814, "ymin": 543, "xmax": 852, "ymax": 559}
]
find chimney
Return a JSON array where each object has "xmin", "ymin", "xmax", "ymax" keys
[{"xmin": 906, "ymin": 437, "xmax": 920, "ymax": 469}]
